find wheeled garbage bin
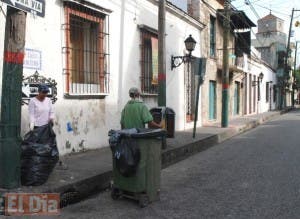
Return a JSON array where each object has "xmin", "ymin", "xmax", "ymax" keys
[
  {"xmin": 109, "ymin": 128, "xmax": 166, "ymax": 207},
  {"xmin": 149, "ymin": 107, "xmax": 175, "ymax": 138}
]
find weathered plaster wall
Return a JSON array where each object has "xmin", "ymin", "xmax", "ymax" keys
[
  {"xmin": 1, "ymin": 0, "xmax": 203, "ymax": 155},
  {"xmin": 189, "ymin": 0, "xmax": 277, "ymax": 125},
  {"xmin": 193, "ymin": 0, "xmax": 237, "ymax": 124},
  {"xmin": 246, "ymin": 59, "xmax": 277, "ymax": 114}
]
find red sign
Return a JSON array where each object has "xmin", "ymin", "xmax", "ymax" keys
[{"xmin": 5, "ymin": 193, "xmax": 60, "ymax": 216}]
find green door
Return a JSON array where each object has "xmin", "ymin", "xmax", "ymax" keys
[
  {"xmin": 234, "ymin": 82, "xmax": 240, "ymax": 115},
  {"xmin": 209, "ymin": 81, "xmax": 216, "ymax": 120}
]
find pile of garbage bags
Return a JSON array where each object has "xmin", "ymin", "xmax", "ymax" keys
[{"xmin": 21, "ymin": 124, "xmax": 59, "ymax": 186}]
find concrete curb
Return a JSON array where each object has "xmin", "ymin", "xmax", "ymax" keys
[{"xmin": 3, "ymin": 109, "xmax": 293, "ymax": 208}]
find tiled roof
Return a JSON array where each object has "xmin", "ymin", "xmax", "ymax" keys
[{"xmin": 259, "ymin": 13, "xmax": 283, "ymax": 21}]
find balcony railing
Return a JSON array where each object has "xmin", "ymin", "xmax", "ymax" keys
[{"xmin": 216, "ymin": 48, "xmax": 245, "ymax": 71}]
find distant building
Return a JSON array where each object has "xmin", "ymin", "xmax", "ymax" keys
[
  {"xmin": 252, "ymin": 13, "xmax": 287, "ymax": 71},
  {"xmin": 252, "ymin": 13, "xmax": 291, "ymax": 108},
  {"xmin": 187, "ymin": 0, "xmax": 277, "ymax": 124}
]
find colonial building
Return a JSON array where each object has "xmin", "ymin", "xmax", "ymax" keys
[
  {"xmin": 187, "ymin": 0, "xmax": 277, "ymax": 125},
  {"xmin": 0, "ymin": 0, "xmax": 280, "ymax": 156},
  {"xmin": 252, "ymin": 13, "xmax": 289, "ymax": 108},
  {"xmin": 0, "ymin": 0, "xmax": 204, "ymax": 154}
]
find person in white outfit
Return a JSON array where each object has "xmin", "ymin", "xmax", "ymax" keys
[
  {"xmin": 28, "ymin": 84, "xmax": 54, "ymax": 130},
  {"xmin": 28, "ymin": 84, "xmax": 67, "ymax": 169}
]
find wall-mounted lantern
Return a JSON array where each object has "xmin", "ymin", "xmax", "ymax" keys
[
  {"xmin": 252, "ymin": 72, "xmax": 264, "ymax": 86},
  {"xmin": 252, "ymin": 72, "xmax": 264, "ymax": 101},
  {"xmin": 171, "ymin": 35, "xmax": 196, "ymax": 70}
]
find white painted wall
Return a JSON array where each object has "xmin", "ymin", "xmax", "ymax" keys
[
  {"xmin": 0, "ymin": 4, "xmax": 7, "ymax": 112},
  {"xmin": 0, "ymin": 0, "xmax": 202, "ymax": 155},
  {"xmin": 259, "ymin": 64, "xmax": 277, "ymax": 112},
  {"xmin": 165, "ymin": 9, "xmax": 202, "ymax": 130},
  {"xmin": 0, "ymin": 1, "xmax": 280, "ymax": 156},
  {"xmin": 247, "ymin": 59, "xmax": 277, "ymax": 114}
]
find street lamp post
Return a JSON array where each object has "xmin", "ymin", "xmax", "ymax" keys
[
  {"xmin": 292, "ymin": 41, "xmax": 299, "ymax": 107},
  {"xmin": 252, "ymin": 72, "xmax": 264, "ymax": 113},
  {"xmin": 283, "ymin": 8, "xmax": 300, "ymax": 109},
  {"xmin": 171, "ymin": 35, "xmax": 197, "ymax": 70}
]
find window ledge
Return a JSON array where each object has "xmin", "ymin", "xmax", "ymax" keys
[
  {"xmin": 64, "ymin": 93, "xmax": 108, "ymax": 99},
  {"xmin": 141, "ymin": 93, "xmax": 158, "ymax": 97}
]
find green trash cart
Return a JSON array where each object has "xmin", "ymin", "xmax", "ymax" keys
[{"xmin": 110, "ymin": 129, "xmax": 166, "ymax": 207}]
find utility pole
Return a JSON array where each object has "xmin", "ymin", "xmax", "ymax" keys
[
  {"xmin": 0, "ymin": 7, "xmax": 26, "ymax": 189},
  {"xmin": 283, "ymin": 8, "xmax": 295, "ymax": 109},
  {"xmin": 292, "ymin": 41, "xmax": 298, "ymax": 107},
  {"xmin": 158, "ymin": 0, "xmax": 166, "ymax": 107},
  {"xmin": 193, "ymin": 58, "xmax": 206, "ymax": 138},
  {"xmin": 221, "ymin": 0, "xmax": 231, "ymax": 127}
]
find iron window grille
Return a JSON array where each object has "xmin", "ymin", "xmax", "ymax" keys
[
  {"xmin": 140, "ymin": 29, "xmax": 158, "ymax": 95},
  {"xmin": 266, "ymin": 82, "xmax": 270, "ymax": 102},
  {"xmin": 62, "ymin": 2, "xmax": 110, "ymax": 96},
  {"xmin": 185, "ymin": 61, "xmax": 195, "ymax": 122},
  {"xmin": 210, "ymin": 15, "xmax": 216, "ymax": 57},
  {"xmin": 273, "ymin": 85, "xmax": 277, "ymax": 102}
]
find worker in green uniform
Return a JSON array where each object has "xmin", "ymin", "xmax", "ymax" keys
[{"xmin": 121, "ymin": 87, "xmax": 162, "ymax": 129}]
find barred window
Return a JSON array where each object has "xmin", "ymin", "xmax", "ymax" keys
[
  {"xmin": 140, "ymin": 29, "xmax": 158, "ymax": 95},
  {"xmin": 63, "ymin": 2, "xmax": 110, "ymax": 96},
  {"xmin": 273, "ymin": 85, "xmax": 277, "ymax": 102},
  {"xmin": 266, "ymin": 82, "xmax": 270, "ymax": 102},
  {"xmin": 210, "ymin": 15, "xmax": 216, "ymax": 57},
  {"xmin": 185, "ymin": 62, "xmax": 195, "ymax": 122}
]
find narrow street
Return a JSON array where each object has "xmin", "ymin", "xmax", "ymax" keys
[
  {"xmin": 52, "ymin": 109, "xmax": 300, "ymax": 219},
  {"xmin": 1, "ymin": 0, "xmax": 300, "ymax": 218}
]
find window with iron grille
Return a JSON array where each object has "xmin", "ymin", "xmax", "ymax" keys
[
  {"xmin": 63, "ymin": 2, "xmax": 110, "ymax": 96},
  {"xmin": 185, "ymin": 62, "xmax": 195, "ymax": 122},
  {"xmin": 266, "ymin": 82, "xmax": 270, "ymax": 102},
  {"xmin": 253, "ymin": 75, "xmax": 256, "ymax": 112},
  {"xmin": 140, "ymin": 29, "xmax": 158, "ymax": 95},
  {"xmin": 273, "ymin": 85, "xmax": 277, "ymax": 102},
  {"xmin": 210, "ymin": 15, "xmax": 216, "ymax": 57}
]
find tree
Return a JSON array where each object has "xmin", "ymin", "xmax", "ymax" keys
[{"xmin": 295, "ymin": 67, "xmax": 300, "ymax": 88}]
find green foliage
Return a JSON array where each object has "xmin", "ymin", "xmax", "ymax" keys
[{"xmin": 295, "ymin": 69, "xmax": 300, "ymax": 87}]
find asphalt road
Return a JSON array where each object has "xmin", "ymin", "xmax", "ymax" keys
[{"xmin": 56, "ymin": 110, "xmax": 300, "ymax": 218}]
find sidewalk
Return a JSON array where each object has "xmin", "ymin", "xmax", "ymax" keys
[{"xmin": 0, "ymin": 109, "xmax": 293, "ymax": 206}]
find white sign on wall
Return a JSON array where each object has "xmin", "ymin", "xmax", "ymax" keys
[{"xmin": 23, "ymin": 48, "xmax": 42, "ymax": 70}]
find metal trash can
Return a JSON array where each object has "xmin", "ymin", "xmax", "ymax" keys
[
  {"xmin": 149, "ymin": 107, "xmax": 175, "ymax": 138},
  {"xmin": 109, "ymin": 129, "xmax": 166, "ymax": 207}
]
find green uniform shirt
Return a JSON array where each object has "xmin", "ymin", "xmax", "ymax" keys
[{"xmin": 121, "ymin": 100, "xmax": 153, "ymax": 129}]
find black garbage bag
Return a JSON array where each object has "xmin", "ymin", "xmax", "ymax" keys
[
  {"xmin": 109, "ymin": 130, "xmax": 140, "ymax": 177},
  {"xmin": 21, "ymin": 124, "xmax": 59, "ymax": 186},
  {"xmin": 114, "ymin": 138, "xmax": 141, "ymax": 177}
]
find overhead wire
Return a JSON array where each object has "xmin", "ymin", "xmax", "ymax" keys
[
  {"xmin": 216, "ymin": 8, "xmax": 263, "ymax": 61},
  {"xmin": 234, "ymin": 0, "xmax": 265, "ymax": 9},
  {"xmin": 0, "ymin": 6, "xmax": 5, "ymax": 17},
  {"xmin": 242, "ymin": 1, "xmax": 273, "ymax": 47},
  {"xmin": 0, "ymin": 0, "xmax": 6, "ymax": 17},
  {"xmin": 203, "ymin": 0, "xmax": 281, "ymax": 65},
  {"xmin": 220, "ymin": 0, "xmax": 298, "ymax": 72},
  {"xmin": 252, "ymin": 3, "xmax": 291, "ymax": 17},
  {"xmin": 222, "ymin": 5, "xmax": 284, "ymax": 68},
  {"xmin": 245, "ymin": 0, "xmax": 260, "ymax": 19},
  {"xmin": 245, "ymin": 0, "xmax": 290, "ymax": 46}
]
